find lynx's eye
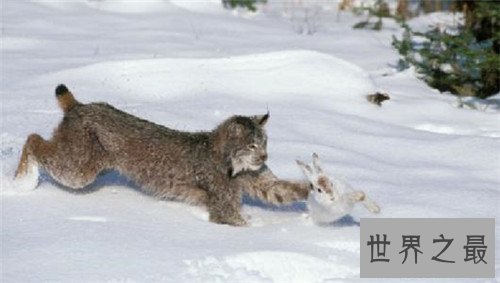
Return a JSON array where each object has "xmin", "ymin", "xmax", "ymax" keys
[{"xmin": 248, "ymin": 144, "xmax": 258, "ymax": 150}]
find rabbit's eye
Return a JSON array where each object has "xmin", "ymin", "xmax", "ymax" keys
[{"xmin": 317, "ymin": 188, "xmax": 322, "ymax": 193}]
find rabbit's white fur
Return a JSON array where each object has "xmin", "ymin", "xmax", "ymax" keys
[
  {"xmin": 308, "ymin": 179, "xmax": 358, "ymax": 224},
  {"xmin": 297, "ymin": 153, "xmax": 380, "ymax": 225}
]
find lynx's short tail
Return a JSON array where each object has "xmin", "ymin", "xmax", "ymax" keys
[{"xmin": 55, "ymin": 84, "xmax": 79, "ymax": 112}]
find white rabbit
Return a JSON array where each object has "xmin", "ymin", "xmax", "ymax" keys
[{"xmin": 296, "ymin": 153, "xmax": 380, "ymax": 225}]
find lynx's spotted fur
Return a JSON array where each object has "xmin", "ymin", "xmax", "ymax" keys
[{"xmin": 15, "ymin": 85, "xmax": 310, "ymax": 226}]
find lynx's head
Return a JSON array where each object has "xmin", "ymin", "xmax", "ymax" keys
[{"xmin": 212, "ymin": 113, "xmax": 269, "ymax": 177}]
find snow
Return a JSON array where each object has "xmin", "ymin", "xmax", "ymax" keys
[
  {"xmin": 2, "ymin": 1, "xmax": 499, "ymax": 282},
  {"xmin": 406, "ymin": 11, "xmax": 464, "ymax": 33},
  {"xmin": 33, "ymin": 50, "xmax": 373, "ymax": 102}
]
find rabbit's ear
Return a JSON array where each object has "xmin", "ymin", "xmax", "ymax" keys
[
  {"xmin": 312, "ymin": 153, "xmax": 323, "ymax": 173},
  {"xmin": 296, "ymin": 160, "xmax": 313, "ymax": 178}
]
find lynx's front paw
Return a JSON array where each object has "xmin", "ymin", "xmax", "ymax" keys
[
  {"xmin": 210, "ymin": 213, "xmax": 248, "ymax": 227},
  {"xmin": 227, "ymin": 215, "xmax": 248, "ymax": 227}
]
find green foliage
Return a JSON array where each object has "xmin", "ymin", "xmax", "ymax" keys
[
  {"xmin": 222, "ymin": 0, "xmax": 265, "ymax": 12},
  {"xmin": 353, "ymin": 0, "xmax": 391, "ymax": 31},
  {"xmin": 373, "ymin": 18, "xmax": 383, "ymax": 31},
  {"xmin": 353, "ymin": 21, "xmax": 369, "ymax": 29},
  {"xmin": 392, "ymin": 3, "xmax": 499, "ymax": 99}
]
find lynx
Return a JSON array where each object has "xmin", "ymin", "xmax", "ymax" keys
[{"xmin": 15, "ymin": 85, "xmax": 310, "ymax": 226}]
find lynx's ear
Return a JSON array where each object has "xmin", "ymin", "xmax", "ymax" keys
[{"xmin": 252, "ymin": 112, "xmax": 269, "ymax": 127}]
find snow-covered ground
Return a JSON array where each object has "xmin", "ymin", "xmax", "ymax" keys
[{"xmin": 1, "ymin": 1, "xmax": 499, "ymax": 282}]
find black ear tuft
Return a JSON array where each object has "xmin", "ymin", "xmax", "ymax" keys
[
  {"xmin": 260, "ymin": 112, "xmax": 269, "ymax": 125},
  {"xmin": 55, "ymin": 84, "xmax": 69, "ymax": 96},
  {"xmin": 253, "ymin": 112, "xmax": 269, "ymax": 127}
]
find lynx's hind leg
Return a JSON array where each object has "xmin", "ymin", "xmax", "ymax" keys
[
  {"xmin": 15, "ymin": 134, "xmax": 45, "ymax": 179},
  {"xmin": 14, "ymin": 134, "xmax": 46, "ymax": 189},
  {"xmin": 15, "ymin": 85, "xmax": 107, "ymax": 190},
  {"xmin": 46, "ymin": 128, "xmax": 110, "ymax": 190},
  {"xmin": 16, "ymin": 128, "xmax": 110, "ymax": 190}
]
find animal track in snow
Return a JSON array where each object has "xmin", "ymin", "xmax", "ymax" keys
[{"xmin": 184, "ymin": 251, "xmax": 357, "ymax": 283}]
